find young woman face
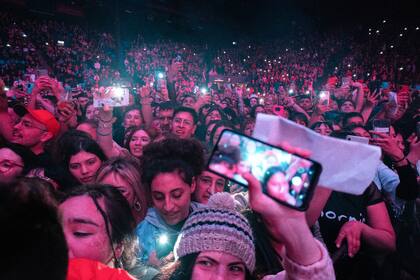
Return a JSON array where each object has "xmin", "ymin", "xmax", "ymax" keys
[
  {"xmin": 98, "ymin": 172, "xmax": 135, "ymax": 206},
  {"xmin": 128, "ymin": 129, "xmax": 151, "ymax": 158},
  {"xmin": 191, "ymin": 251, "xmax": 246, "ymax": 280},
  {"xmin": 151, "ymin": 171, "xmax": 195, "ymax": 225},
  {"xmin": 69, "ymin": 151, "xmax": 102, "ymax": 184},
  {"xmin": 85, "ymin": 105, "xmax": 97, "ymax": 120},
  {"xmin": 314, "ymin": 123, "xmax": 332, "ymax": 136},
  {"xmin": 123, "ymin": 109, "xmax": 142, "ymax": 129},
  {"xmin": 60, "ymin": 196, "xmax": 114, "ymax": 266}
]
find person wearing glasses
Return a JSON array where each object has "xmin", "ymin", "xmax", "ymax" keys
[
  {"xmin": 171, "ymin": 107, "xmax": 198, "ymax": 139},
  {"xmin": 11, "ymin": 105, "xmax": 60, "ymax": 156},
  {"xmin": 0, "ymin": 142, "xmax": 35, "ymax": 183}
]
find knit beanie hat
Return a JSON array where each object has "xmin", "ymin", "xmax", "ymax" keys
[{"xmin": 174, "ymin": 192, "xmax": 256, "ymax": 272}]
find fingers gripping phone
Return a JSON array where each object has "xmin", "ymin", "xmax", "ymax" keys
[{"xmin": 207, "ymin": 129, "xmax": 322, "ymax": 211}]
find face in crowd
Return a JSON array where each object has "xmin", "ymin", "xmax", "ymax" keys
[
  {"xmin": 158, "ymin": 109, "xmax": 174, "ymax": 133},
  {"xmin": 193, "ymin": 171, "xmax": 226, "ymax": 204},
  {"xmin": 151, "ymin": 170, "xmax": 196, "ymax": 225},
  {"xmin": 128, "ymin": 129, "xmax": 151, "ymax": 158},
  {"xmin": 12, "ymin": 114, "xmax": 52, "ymax": 150},
  {"xmin": 123, "ymin": 109, "xmax": 142, "ymax": 129},
  {"xmin": 69, "ymin": 151, "xmax": 102, "ymax": 184},
  {"xmin": 172, "ymin": 111, "xmax": 196, "ymax": 139},
  {"xmin": 0, "ymin": 147, "xmax": 24, "ymax": 183},
  {"xmin": 340, "ymin": 100, "xmax": 355, "ymax": 113},
  {"xmin": 60, "ymin": 195, "xmax": 116, "ymax": 265},
  {"xmin": 191, "ymin": 251, "xmax": 247, "ymax": 280}
]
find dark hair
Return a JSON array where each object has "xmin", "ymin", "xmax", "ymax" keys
[
  {"xmin": 0, "ymin": 179, "xmax": 68, "ymax": 280},
  {"xmin": 158, "ymin": 253, "xmax": 254, "ymax": 280},
  {"xmin": 310, "ymin": 121, "xmax": 333, "ymax": 131},
  {"xmin": 261, "ymin": 165, "xmax": 288, "ymax": 191},
  {"xmin": 290, "ymin": 112, "xmax": 309, "ymax": 126},
  {"xmin": 204, "ymin": 106, "xmax": 226, "ymax": 125},
  {"xmin": 209, "ymin": 121, "xmax": 234, "ymax": 147},
  {"xmin": 342, "ymin": 112, "xmax": 364, "ymax": 128},
  {"xmin": 0, "ymin": 142, "xmax": 36, "ymax": 175},
  {"xmin": 242, "ymin": 210, "xmax": 283, "ymax": 279},
  {"xmin": 77, "ymin": 119, "xmax": 99, "ymax": 130},
  {"xmin": 61, "ymin": 132, "xmax": 107, "ymax": 170},
  {"xmin": 158, "ymin": 101, "xmax": 177, "ymax": 111},
  {"xmin": 173, "ymin": 106, "xmax": 199, "ymax": 125},
  {"xmin": 60, "ymin": 184, "xmax": 137, "ymax": 270},
  {"xmin": 250, "ymin": 105, "xmax": 265, "ymax": 119},
  {"xmin": 140, "ymin": 138, "xmax": 204, "ymax": 191},
  {"xmin": 123, "ymin": 125, "xmax": 159, "ymax": 151},
  {"xmin": 339, "ymin": 99, "xmax": 356, "ymax": 110}
]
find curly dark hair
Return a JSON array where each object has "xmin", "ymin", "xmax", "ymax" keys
[{"xmin": 140, "ymin": 138, "xmax": 205, "ymax": 189}]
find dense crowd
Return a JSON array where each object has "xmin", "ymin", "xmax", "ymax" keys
[{"xmin": 1, "ymin": 11, "xmax": 419, "ymax": 280}]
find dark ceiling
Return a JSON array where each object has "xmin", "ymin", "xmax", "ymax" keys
[{"xmin": 2, "ymin": 0, "xmax": 418, "ymax": 42}]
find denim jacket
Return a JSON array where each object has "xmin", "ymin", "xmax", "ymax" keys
[{"xmin": 136, "ymin": 202, "xmax": 203, "ymax": 263}]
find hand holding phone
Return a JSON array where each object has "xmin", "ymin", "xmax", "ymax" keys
[
  {"xmin": 372, "ymin": 119, "xmax": 390, "ymax": 138},
  {"xmin": 208, "ymin": 130, "xmax": 322, "ymax": 211}
]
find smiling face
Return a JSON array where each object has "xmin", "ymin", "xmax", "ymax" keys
[
  {"xmin": 172, "ymin": 112, "xmax": 196, "ymax": 139},
  {"xmin": 69, "ymin": 151, "xmax": 102, "ymax": 184},
  {"xmin": 59, "ymin": 196, "xmax": 114, "ymax": 265},
  {"xmin": 151, "ymin": 171, "xmax": 195, "ymax": 225},
  {"xmin": 128, "ymin": 129, "xmax": 151, "ymax": 158},
  {"xmin": 191, "ymin": 251, "xmax": 246, "ymax": 280}
]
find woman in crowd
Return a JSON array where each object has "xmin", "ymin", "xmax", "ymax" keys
[
  {"xmin": 159, "ymin": 178, "xmax": 334, "ymax": 279},
  {"xmin": 136, "ymin": 138, "xmax": 205, "ymax": 265},
  {"xmin": 262, "ymin": 166, "xmax": 296, "ymax": 206},
  {"xmin": 96, "ymin": 157, "xmax": 148, "ymax": 223},
  {"xmin": 311, "ymin": 121, "xmax": 334, "ymax": 136},
  {"xmin": 61, "ymin": 134, "xmax": 107, "ymax": 187},
  {"xmin": 124, "ymin": 126, "xmax": 158, "ymax": 158},
  {"xmin": 59, "ymin": 184, "xmax": 159, "ymax": 279}
]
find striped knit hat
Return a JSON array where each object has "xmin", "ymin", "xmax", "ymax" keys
[{"xmin": 174, "ymin": 192, "xmax": 255, "ymax": 272}]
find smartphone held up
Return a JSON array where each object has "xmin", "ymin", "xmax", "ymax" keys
[
  {"xmin": 93, "ymin": 86, "xmax": 130, "ymax": 108},
  {"xmin": 207, "ymin": 129, "xmax": 322, "ymax": 211}
]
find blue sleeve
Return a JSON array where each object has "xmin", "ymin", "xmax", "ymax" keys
[{"xmin": 136, "ymin": 221, "xmax": 159, "ymax": 263}]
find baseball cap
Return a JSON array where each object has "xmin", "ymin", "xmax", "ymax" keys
[{"xmin": 13, "ymin": 105, "xmax": 60, "ymax": 137}]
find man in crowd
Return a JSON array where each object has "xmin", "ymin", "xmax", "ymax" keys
[{"xmin": 171, "ymin": 106, "xmax": 198, "ymax": 139}]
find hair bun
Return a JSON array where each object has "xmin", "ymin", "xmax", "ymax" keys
[{"xmin": 207, "ymin": 192, "xmax": 235, "ymax": 210}]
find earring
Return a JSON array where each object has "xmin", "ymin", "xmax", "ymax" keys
[{"xmin": 134, "ymin": 200, "xmax": 142, "ymax": 212}]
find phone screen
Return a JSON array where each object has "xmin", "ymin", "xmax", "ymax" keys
[
  {"xmin": 373, "ymin": 119, "xmax": 390, "ymax": 134},
  {"xmin": 93, "ymin": 86, "xmax": 130, "ymax": 108},
  {"xmin": 319, "ymin": 91, "xmax": 330, "ymax": 106},
  {"xmin": 207, "ymin": 129, "xmax": 322, "ymax": 210}
]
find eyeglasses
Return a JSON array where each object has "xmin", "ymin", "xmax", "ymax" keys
[
  {"xmin": 15, "ymin": 119, "xmax": 47, "ymax": 131},
  {"xmin": 0, "ymin": 160, "xmax": 24, "ymax": 173}
]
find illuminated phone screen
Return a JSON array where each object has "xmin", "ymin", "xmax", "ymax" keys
[{"xmin": 208, "ymin": 130, "xmax": 321, "ymax": 210}]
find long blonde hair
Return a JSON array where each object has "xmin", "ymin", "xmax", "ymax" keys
[{"xmin": 96, "ymin": 157, "xmax": 148, "ymax": 222}]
